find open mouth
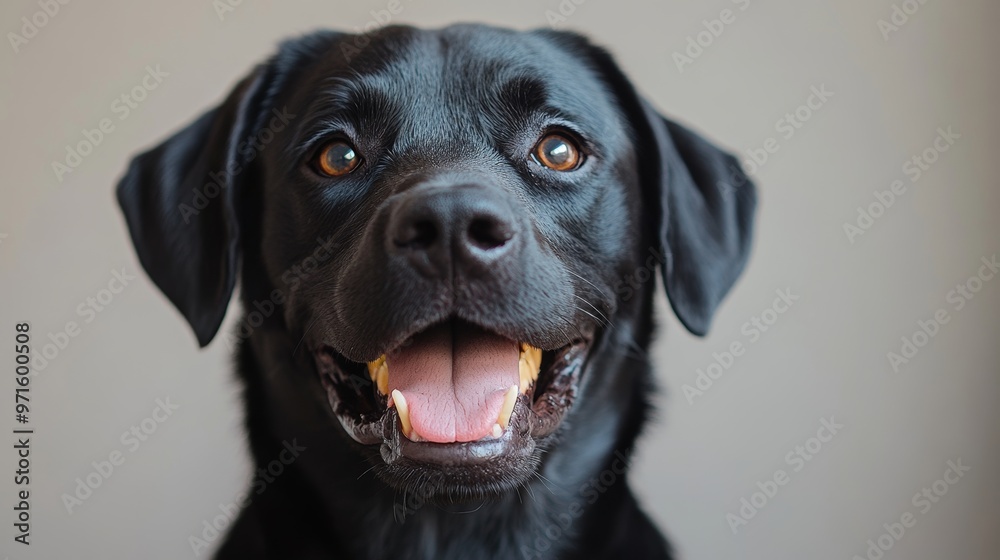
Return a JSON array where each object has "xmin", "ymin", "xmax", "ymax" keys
[{"xmin": 313, "ymin": 318, "xmax": 591, "ymax": 471}]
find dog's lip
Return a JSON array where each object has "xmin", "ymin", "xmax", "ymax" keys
[
  {"xmin": 379, "ymin": 397, "xmax": 535, "ymax": 466},
  {"xmin": 326, "ymin": 309, "xmax": 587, "ymax": 364},
  {"xmin": 314, "ymin": 332, "xmax": 591, "ymax": 463}
]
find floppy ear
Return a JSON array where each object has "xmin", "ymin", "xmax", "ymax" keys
[
  {"xmin": 117, "ymin": 32, "xmax": 339, "ymax": 347},
  {"xmin": 569, "ymin": 38, "xmax": 757, "ymax": 335},
  {"xmin": 638, "ymin": 102, "xmax": 757, "ymax": 336},
  {"xmin": 116, "ymin": 68, "xmax": 267, "ymax": 347}
]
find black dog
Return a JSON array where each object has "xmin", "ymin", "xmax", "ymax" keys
[{"xmin": 117, "ymin": 24, "xmax": 755, "ymax": 560}]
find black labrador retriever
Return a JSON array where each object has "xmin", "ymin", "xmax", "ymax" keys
[{"xmin": 116, "ymin": 24, "xmax": 755, "ymax": 560}]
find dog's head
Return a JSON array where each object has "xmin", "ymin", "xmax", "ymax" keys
[{"xmin": 117, "ymin": 25, "xmax": 754, "ymax": 501}]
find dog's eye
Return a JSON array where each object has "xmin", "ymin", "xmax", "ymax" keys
[
  {"xmin": 315, "ymin": 140, "xmax": 360, "ymax": 177},
  {"xmin": 533, "ymin": 133, "xmax": 582, "ymax": 172}
]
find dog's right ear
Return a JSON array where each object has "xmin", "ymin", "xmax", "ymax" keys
[{"xmin": 116, "ymin": 69, "xmax": 266, "ymax": 347}]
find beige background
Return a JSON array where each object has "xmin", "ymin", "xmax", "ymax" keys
[{"xmin": 1, "ymin": 0, "xmax": 998, "ymax": 558}]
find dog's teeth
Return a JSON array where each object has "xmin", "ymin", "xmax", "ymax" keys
[
  {"xmin": 391, "ymin": 389, "xmax": 413, "ymax": 439},
  {"xmin": 374, "ymin": 362, "xmax": 389, "ymax": 396},
  {"xmin": 367, "ymin": 355, "xmax": 389, "ymax": 396},
  {"xmin": 523, "ymin": 344, "xmax": 542, "ymax": 371},
  {"xmin": 518, "ymin": 343, "xmax": 543, "ymax": 394},
  {"xmin": 519, "ymin": 359, "xmax": 533, "ymax": 393},
  {"xmin": 497, "ymin": 385, "xmax": 518, "ymax": 430},
  {"xmin": 491, "ymin": 423, "xmax": 503, "ymax": 438},
  {"xmin": 367, "ymin": 355, "xmax": 386, "ymax": 381}
]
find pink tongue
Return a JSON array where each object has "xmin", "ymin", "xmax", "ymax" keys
[{"xmin": 386, "ymin": 322, "xmax": 519, "ymax": 443}]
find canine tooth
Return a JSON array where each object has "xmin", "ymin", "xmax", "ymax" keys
[
  {"xmin": 373, "ymin": 362, "xmax": 389, "ymax": 396},
  {"xmin": 391, "ymin": 389, "xmax": 413, "ymax": 438},
  {"xmin": 367, "ymin": 355, "xmax": 386, "ymax": 381},
  {"xmin": 518, "ymin": 343, "xmax": 543, "ymax": 394},
  {"xmin": 492, "ymin": 423, "xmax": 503, "ymax": 438},
  {"xmin": 519, "ymin": 358, "xmax": 534, "ymax": 394},
  {"xmin": 519, "ymin": 344, "xmax": 542, "ymax": 374},
  {"xmin": 497, "ymin": 385, "xmax": 518, "ymax": 430}
]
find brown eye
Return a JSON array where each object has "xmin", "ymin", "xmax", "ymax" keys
[
  {"xmin": 316, "ymin": 140, "xmax": 360, "ymax": 177},
  {"xmin": 533, "ymin": 133, "xmax": 582, "ymax": 171}
]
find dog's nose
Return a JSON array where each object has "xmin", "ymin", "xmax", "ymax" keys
[{"xmin": 388, "ymin": 184, "xmax": 518, "ymax": 275}]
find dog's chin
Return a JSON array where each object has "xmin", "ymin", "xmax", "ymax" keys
[{"xmin": 312, "ymin": 318, "xmax": 592, "ymax": 501}]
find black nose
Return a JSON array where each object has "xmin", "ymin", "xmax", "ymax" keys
[{"xmin": 388, "ymin": 184, "xmax": 519, "ymax": 276}]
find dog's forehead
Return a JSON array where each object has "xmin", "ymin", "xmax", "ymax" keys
[{"xmin": 304, "ymin": 26, "xmax": 621, "ymax": 144}]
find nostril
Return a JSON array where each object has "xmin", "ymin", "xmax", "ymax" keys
[
  {"xmin": 467, "ymin": 216, "xmax": 514, "ymax": 251},
  {"xmin": 395, "ymin": 219, "xmax": 438, "ymax": 250}
]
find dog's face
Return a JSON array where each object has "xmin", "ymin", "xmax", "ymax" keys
[
  {"xmin": 117, "ymin": 25, "xmax": 754, "ymax": 501},
  {"xmin": 264, "ymin": 27, "xmax": 639, "ymax": 492}
]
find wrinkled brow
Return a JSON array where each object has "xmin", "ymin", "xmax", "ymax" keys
[
  {"xmin": 487, "ymin": 74, "xmax": 594, "ymax": 138},
  {"xmin": 294, "ymin": 76, "xmax": 401, "ymax": 153}
]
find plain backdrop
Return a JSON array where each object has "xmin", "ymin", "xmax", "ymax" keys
[{"xmin": 1, "ymin": 0, "xmax": 998, "ymax": 558}]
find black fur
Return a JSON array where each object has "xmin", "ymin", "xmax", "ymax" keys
[{"xmin": 116, "ymin": 24, "xmax": 756, "ymax": 559}]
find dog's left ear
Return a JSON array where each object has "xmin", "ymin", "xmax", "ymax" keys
[
  {"xmin": 567, "ymin": 37, "xmax": 757, "ymax": 336},
  {"xmin": 636, "ymin": 103, "xmax": 757, "ymax": 336}
]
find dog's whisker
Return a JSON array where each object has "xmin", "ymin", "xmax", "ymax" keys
[
  {"xmin": 451, "ymin": 501, "xmax": 488, "ymax": 515},
  {"xmin": 532, "ymin": 471, "xmax": 559, "ymax": 496},
  {"xmin": 573, "ymin": 305, "xmax": 610, "ymax": 330},
  {"xmin": 558, "ymin": 313, "xmax": 593, "ymax": 348},
  {"xmin": 573, "ymin": 294, "xmax": 611, "ymax": 328},
  {"xmin": 291, "ymin": 316, "xmax": 320, "ymax": 356},
  {"xmin": 565, "ymin": 268, "xmax": 607, "ymax": 299},
  {"xmin": 357, "ymin": 463, "xmax": 379, "ymax": 481},
  {"xmin": 521, "ymin": 477, "xmax": 539, "ymax": 503}
]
